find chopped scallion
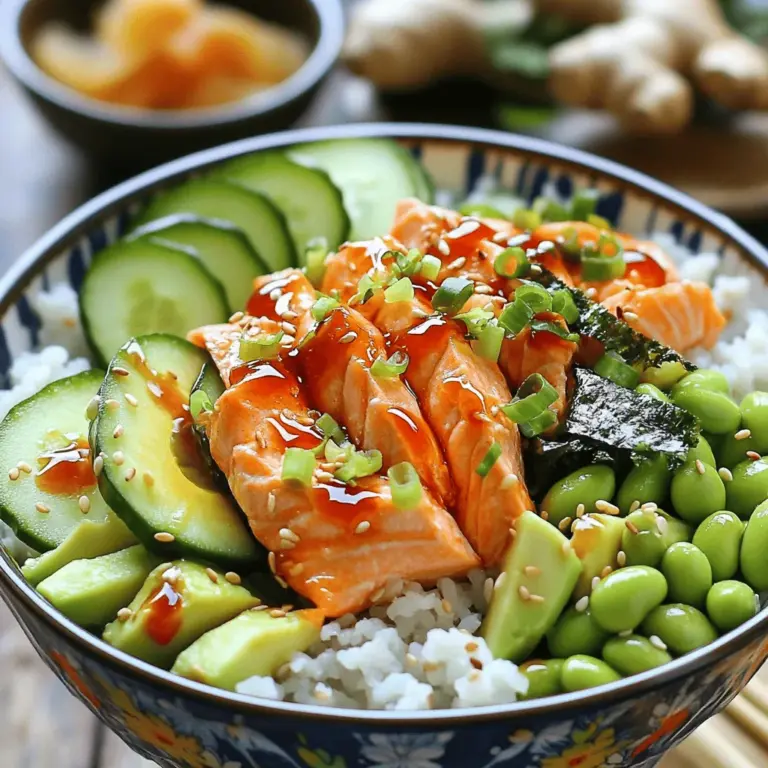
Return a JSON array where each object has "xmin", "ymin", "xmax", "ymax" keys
[
  {"xmin": 594, "ymin": 351, "xmax": 641, "ymax": 388},
  {"xmin": 419, "ymin": 254, "xmax": 441, "ymax": 281},
  {"xmin": 502, "ymin": 373, "xmax": 559, "ymax": 424},
  {"xmin": 493, "ymin": 246, "xmax": 529, "ymax": 278},
  {"xmin": 520, "ymin": 409, "xmax": 558, "ymax": 438},
  {"xmin": 559, "ymin": 227, "xmax": 581, "ymax": 262},
  {"xmin": 476, "ymin": 442, "xmax": 502, "ymax": 477},
  {"xmin": 498, "ymin": 299, "xmax": 534, "ymax": 336},
  {"xmin": 371, "ymin": 351, "xmax": 409, "ymax": 378},
  {"xmin": 282, "ymin": 448, "xmax": 315, "ymax": 486},
  {"xmin": 455, "ymin": 307, "xmax": 494, "ymax": 337},
  {"xmin": 190, "ymin": 390, "xmax": 213, "ymax": 421},
  {"xmin": 570, "ymin": 189, "xmax": 600, "ymax": 221},
  {"xmin": 529, "ymin": 318, "xmax": 580, "ymax": 344},
  {"xmin": 324, "ymin": 439, "xmax": 351, "ymax": 463},
  {"xmin": 395, "ymin": 249, "xmax": 423, "ymax": 277},
  {"xmin": 431, "ymin": 277, "xmax": 474, "ymax": 315},
  {"xmin": 458, "ymin": 202, "xmax": 507, "ymax": 219},
  {"xmin": 388, "ymin": 462, "xmax": 423, "ymax": 509},
  {"xmin": 311, "ymin": 295, "xmax": 340, "ymax": 322},
  {"xmin": 534, "ymin": 197, "xmax": 569, "ymax": 223},
  {"xmin": 317, "ymin": 413, "xmax": 345, "ymax": 444},
  {"xmin": 514, "ymin": 283, "xmax": 552, "ymax": 314},
  {"xmin": 335, "ymin": 449, "xmax": 383, "ymax": 483},
  {"xmin": 384, "ymin": 277, "xmax": 415, "ymax": 304},
  {"xmin": 304, "ymin": 237, "xmax": 329, "ymax": 287},
  {"xmin": 512, "ymin": 207, "xmax": 542, "ymax": 231},
  {"xmin": 472, "ymin": 322, "xmax": 505, "ymax": 362},
  {"xmin": 587, "ymin": 213, "xmax": 612, "ymax": 230},
  {"xmin": 354, "ymin": 273, "xmax": 385, "ymax": 304},
  {"xmin": 581, "ymin": 252, "xmax": 625, "ymax": 281},
  {"xmin": 239, "ymin": 331, "xmax": 284, "ymax": 362},
  {"xmin": 551, "ymin": 289, "xmax": 579, "ymax": 324}
]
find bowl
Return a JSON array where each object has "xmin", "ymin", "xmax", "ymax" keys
[
  {"xmin": 1, "ymin": 124, "xmax": 768, "ymax": 768},
  {"xmin": 0, "ymin": 0, "xmax": 344, "ymax": 171}
]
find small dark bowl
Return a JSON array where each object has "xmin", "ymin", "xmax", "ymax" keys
[{"xmin": 0, "ymin": 0, "xmax": 344, "ymax": 171}]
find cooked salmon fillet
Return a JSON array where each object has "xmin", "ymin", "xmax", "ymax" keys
[
  {"xmin": 601, "ymin": 281, "xmax": 726, "ymax": 353},
  {"xmin": 247, "ymin": 270, "xmax": 454, "ymax": 506},
  {"xmin": 188, "ymin": 321, "xmax": 479, "ymax": 617},
  {"xmin": 323, "ymin": 242, "xmax": 533, "ymax": 565}
]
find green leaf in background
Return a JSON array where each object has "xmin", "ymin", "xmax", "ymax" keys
[
  {"xmin": 720, "ymin": 0, "xmax": 768, "ymax": 41},
  {"xmin": 497, "ymin": 104, "xmax": 559, "ymax": 131}
]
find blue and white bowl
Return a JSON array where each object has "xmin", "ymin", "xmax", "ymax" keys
[{"xmin": 1, "ymin": 124, "xmax": 767, "ymax": 768}]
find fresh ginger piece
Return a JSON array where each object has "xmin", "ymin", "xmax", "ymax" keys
[
  {"xmin": 95, "ymin": 0, "xmax": 202, "ymax": 61},
  {"xmin": 104, "ymin": 54, "xmax": 196, "ymax": 109}
]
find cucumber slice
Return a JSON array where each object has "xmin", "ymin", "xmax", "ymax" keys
[
  {"xmin": 80, "ymin": 238, "xmax": 229, "ymax": 367},
  {"xmin": 0, "ymin": 370, "xmax": 131, "ymax": 551},
  {"xmin": 288, "ymin": 138, "xmax": 434, "ymax": 240},
  {"xmin": 128, "ymin": 215, "xmax": 269, "ymax": 312},
  {"xmin": 93, "ymin": 334, "xmax": 261, "ymax": 567},
  {"xmin": 190, "ymin": 362, "xmax": 228, "ymax": 493},
  {"xmin": 211, "ymin": 153, "xmax": 350, "ymax": 256},
  {"xmin": 135, "ymin": 180, "xmax": 296, "ymax": 272}
]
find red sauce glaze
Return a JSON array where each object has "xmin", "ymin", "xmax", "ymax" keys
[
  {"xmin": 312, "ymin": 481, "xmax": 381, "ymax": 522},
  {"xmin": 246, "ymin": 272, "xmax": 307, "ymax": 320},
  {"xmin": 143, "ymin": 580, "xmax": 184, "ymax": 646},
  {"xmin": 265, "ymin": 415, "xmax": 322, "ymax": 451},
  {"xmin": 386, "ymin": 407, "xmax": 437, "ymax": 464},
  {"xmin": 442, "ymin": 218, "xmax": 498, "ymax": 254},
  {"xmin": 35, "ymin": 437, "xmax": 96, "ymax": 496},
  {"xmin": 389, "ymin": 316, "xmax": 454, "ymax": 365},
  {"xmin": 126, "ymin": 344, "xmax": 188, "ymax": 421},
  {"xmin": 623, "ymin": 249, "xmax": 668, "ymax": 288}
]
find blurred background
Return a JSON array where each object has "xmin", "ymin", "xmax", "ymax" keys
[{"xmin": 2, "ymin": 0, "xmax": 768, "ymax": 765}]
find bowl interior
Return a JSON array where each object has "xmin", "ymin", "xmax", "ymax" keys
[{"xmin": 1, "ymin": 124, "xmax": 768, "ymax": 724}]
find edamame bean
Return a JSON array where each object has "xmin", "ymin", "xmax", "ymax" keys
[
  {"xmin": 616, "ymin": 454, "xmax": 671, "ymax": 515},
  {"xmin": 692, "ymin": 511, "xmax": 744, "ymax": 582},
  {"xmin": 621, "ymin": 510, "xmax": 690, "ymax": 567},
  {"xmin": 726, "ymin": 457, "xmax": 768, "ymax": 520},
  {"xmin": 740, "ymin": 498, "xmax": 768, "ymax": 591},
  {"xmin": 590, "ymin": 566, "xmax": 668, "ymax": 633},
  {"xmin": 547, "ymin": 608, "xmax": 610, "ymax": 658},
  {"xmin": 641, "ymin": 604, "xmax": 718, "ymax": 655},
  {"xmin": 706, "ymin": 581, "xmax": 758, "ymax": 632},
  {"xmin": 741, "ymin": 392, "xmax": 768, "ymax": 455},
  {"xmin": 686, "ymin": 435, "xmax": 717, "ymax": 468},
  {"xmin": 670, "ymin": 460, "xmax": 726, "ymax": 524},
  {"xmin": 661, "ymin": 542, "xmax": 713, "ymax": 608},
  {"xmin": 636, "ymin": 383, "xmax": 669, "ymax": 403},
  {"xmin": 519, "ymin": 659, "xmax": 565, "ymax": 700},
  {"xmin": 717, "ymin": 430, "xmax": 759, "ymax": 469},
  {"xmin": 671, "ymin": 387, "xmax": 741, "ymax": 435},
  {"xmin": 541, "ymin": 465, "xmax": 616, "ymax": 527},
  {"xmin": 673, "ymin": 369, "xmax": 730, "ymax": 395},
  {"xmin": 602, "ymin": 634, "xmax": 673, "ymax": 676},
  {"xmin": 561, "ymin": 655, "xmax": 622, "ymax": 692}
]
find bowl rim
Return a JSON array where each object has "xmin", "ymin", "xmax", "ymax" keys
[
  {"xmin": 1, "ymin": 122, "xmax": 767, "ymax": 725},
  {"xmin": 0, "ymin": 0, "xmax": 344, "ymax": 129}
]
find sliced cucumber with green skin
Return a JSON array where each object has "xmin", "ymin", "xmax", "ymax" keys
[
  {"xmin": 190, "ymin": 362, "xmax": 228, "ymax": 493},
  {"xmin": 128, "ymin": 215, "xmax": 269, "ymax": 312},
  {"xmin": 80, "ymin": 239, "xmax": 229, "ymax": 367},
  {"xmin": 288, "ymin": 138, "xmax": 434, "ymax": 240},
  {"xmin": 93, "ymin": 334, "xmax": 261, "ymax": 567},
  {"xmin": 0, "ymin": 370, "xmax": 133, "ymax": 552},
  {"xmin": 134, "ymin": 179, "xmax": 296, "ymax": 272},
  {"xmin": 211, "ymin": 153, "xmax": 350, "ymax": 256}
]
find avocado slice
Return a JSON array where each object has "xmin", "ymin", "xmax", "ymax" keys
[
  {"xmin": 103, "ymin": 560, "xmax": 260, "ymax": 668},
  {"xmin": 22, "ymin": 514, "xmax": 138, "ymax": 586},
  {"xmin": 482, "ymin": 511, "xmax": 582, "ymax": 662},
  {"xmin": 172, "ymin": 608, "xmax": 324, "ymax": 690},
  {"xmin": 570, "ymin": 513, "xmax": 626, "ymax": 599},
  {"xmin": 37, "ymin": 545, "xmax": 160, "ymax": 628}
]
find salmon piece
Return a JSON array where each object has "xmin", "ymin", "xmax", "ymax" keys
[
  {"xmin": 190, "ymin": 322, "xmax": 479, "ymax": 617},
  {"xmin": 323, "ymin": 243, "xmax": 533, "ymax": 565},
  {"xmin": 247, "ymin": 270, "xmax": 454, "ymax": 506},
  {"xmin": 601, "ymin": 281, "xmax": 726, "ymax": 352}
]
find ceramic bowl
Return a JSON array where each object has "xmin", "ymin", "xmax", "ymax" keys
[
  {"xmin": 1, "ymin": 124, "xmax": 767, "ymax": 768},
  {"xmin": 0, "ymin": 0, "xmax": 344, "ymax": 171}
]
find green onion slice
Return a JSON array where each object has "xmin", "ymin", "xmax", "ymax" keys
[
  {"xmin": 455, "ymin": 307, "xmax": 494, "ymax": 337},
  {"xmin": 353, "ymin": 273, "xmax": 386, "ymax": 304},
  {"xmin": 595, "ymin": 351, "xmax": 641, "ymax": 388},
  {"xmin": 472, "ymin": 322, "xmax": 505, "ymax": 362},
  {"xmin": 311, "ymin": 295, "xmax": 340, "ymax": 322},
  {"xmin": 335, "ymin": 449, "xmax": 383, "ymax": 483},
  {"xmin": 494, "ymin": 246, "xmax": 529, "ymax": 279},
  {"xmin": 534, "ymin": 197, "xmax": 569, "ymax": 223},
  {"xmin": 384, "ymin": 277, "xmax": 415, "ymax": 304},
  {"xmin": 239, "ymin": 331, "xmax": 284, "ymax": 362},
  {"xmin": 282, "ymin": 447, "xmax": 315, "ymax": 486},
  {"xmin": 512, "ymin": 208, "xmax": 542, "ymax": 231},
  {"xmin": 498, "ymin": 299, "xmax": 534, "ymax": 336},
  {"xmin": 190, "ymin": 390, "xmax": 213, "ymax": 421},
  {"xmin": 316, "ymin": 413, "xmax": 346, "ymax": 444},
  {"xmin": 581, "ymin": 234, "xmax": 626, "ymax": 282},
  {"xmin": 476, "ymin": 442, "xmax": 502, "ymax": 477},
  {"xmin": 502, "ymin": 373, "xmax": 559, "ymax": 424},
  {"xmin": 551, "ymin": 289, "xmax": 579, "ymax": 324},
  {"xmin": 419, "ymin": 254, "xmax": 441, "ymax": 281},
  {"xmin": 520, "ymin": 409, "xmax": 558, "ymax": 438},
  {"xmin": 304, "ymin": 237, "xmax": 329, "ymax": 287},
  {"xmin": 515, "ymin": 283, "xmax": 552, "ymax": 314},
  {"xmin": 570, "ymin": 189, "xmax": 600, "ymax": 221},
  {"xmin": 371, "ymin": 351, "xmax": 409, "ymax": 378},
  {"xmin": 530, "ymin": 318, "xmax": 580, "ymax": 344},
  {"xmin": 559, "ymin": 226, "xmax": 582, "ymax": 262},
  {"xmin": 431, "ymin": 277, "xmax": 475, "ymax": 315},
  {"xmin": 388, "ymin": 462, "xmax": 423, "ymax": 509},
  {"xmin": 458, "ymin": 202, "xmax": 507, "ymax": 219},
  {"xmin": 324, "ymin": 439, "xmax": 352, "ymax": 463},
  {"xmin": 587, "ymin": 213, "xmax": 612, "ymax": 230},
  {"xmin": 395, "ymin": 249, "xmax": 423, "ymax": 278}
]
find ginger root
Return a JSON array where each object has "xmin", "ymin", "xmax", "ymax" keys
[{"xmin": 536, "ymin": 0, "xmax": 768, "ymax": 133}]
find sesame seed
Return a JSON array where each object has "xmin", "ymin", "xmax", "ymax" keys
[
  {"xmin": 267, "ymin": 492, "xmax": 276, "ymax": 513},
  {"xmin": 747, "ymin": 450, "xmax": 761, "ymax": 461},
  {"xmin": 268, "ymin": 551, "xmax": 277, "ymax": 574},
  {"xmin": 206, "ymin": 568, "xmax": 219, "ymax": 583},
  {"xmin": 576, "ymin": 503, "xmax": 586, "ymax": 518},
  {"xmin": 112, "ymin": 367, "xmax": 130, "ymax": 377},
  {"xmin": 561, "ymin": 541, "xmax": 572, "ymax": 556},
  {"xmin": 91, "ymin": 456, "xmax": 103, "ymax": 478},
  {"xmin": 371, "ymin": 588, "xmax": 386, "ymax": 603},
  {"xmin": 112, "ymin": 451, "xmax": 125, "ymax": 466},
  {"xmin": 718, "ymin": 467, "xmax": 733, "ymax": 482},
  {"xmin": 339, "ymin": 331, "xmax": 357, "ymax": 344},
  {"xmin": 626, "ymin": 520, "xmax": 639, "ymax": 535},
  {"xmin": 447, "ymin": 256, "xmax": 466, "ymax": 270},
  {"xmin": 162, "ymin": 566, "xmax": 181, "ymax": 585},
  {"xmin": 465, "ymin": 641, "xmax": 479, "ymax": 652},
  {"xmin": 143, "ymin": 471, "xmax": 154, "ymax": 487},
  {"xmin": 269, "ymin": 289, "xmax": 282, "ymax": 301},
  {"xmin": 695, "ymin": 459, "xmax": 706, "ymax": 475},
  {"xmin": 618, "ymin": 629, "xmax": 633, "ymax": 638},
  {"xmin": 288, "ymin": 563, "xmax": 304, "ymax": 577},
  {"xmin": 540, "ymin": 510, "xmax": 549, "ymax": 521},
  {"xmin": 113, "ymin": 424, "xmax": 124, "ymax": 439},
  {"xmin": 518, "ymin": 585, "xmax": 531, "ymax": 601},
  {"xmin": 252, "ymin": 604, "xmax": 269, "ymax": 612},
  {"xmin": 575, "ymin": 596, "xmax": 589, "ymax": 613},
  {"xmin": 269, "ymin": 609, "xmax": 287, "ymax": 619},
  {"xmin": 282, "ymin": 322, "xmax": 297, "ymax": 337},
  {"xmin": 78, "ymin": 495, "xmax": 91, "ymax": 513},
  {"xmin": 641, "ymin": 502, "xmax": 658, "ymax": 514},
  {"xmin": 629, "ymin": 500, "xmax": 641, "ymax": 514},
  {"xmin": 125, "ymin": 393, "xmax": 138, "ymax": 408},
  {"xmin": 437, "ymin": 239, "xmax": 450, "ymax": 256},
  {"xmin": 7, "ymin": 468, "xmax": 19, "ymax": 481},
  {"xmin": 617, "ymin": 550, "xmax": 627, "ymax": 567},
  {"xmin": 279, "ymin": 527, "xmax": 300, "ymax": 543},
  {"xmin": 509, "ymin": 526, "xmax": 517, "ymax": 539},
  {"xmin": 483, "ymin": 577, "xmax": 494, "ymax": 604},
  {"xmin": 623, "ymin": 311, "xmax": 639, "ymax": 322},
  {"xmin": 35, "ymin": 502, "xmax": 50, "ymax": 514},
  {"xmin": 355, "ymin": 520, "xmax": 373, "ymax": 535},
  {"xmin": 558, "ymin": 516, "xmax": 573, "ymax": 532},
  {"xmin": 524, "ymin": 565, "xmax": 541, "ymax": 577},
  {"xmin": 735, "ymin": 429, "xmax": 752, "ymax": 441},
  {"xmin": 275, "ymin": 575, "xmax": 289, "ymax": 589},
  {"xmin": 86, "ymin": 396, "xmax": 100, "ymax": 420},
  {"xmin": 492, "ymin": 231, "xmax": 508, "ymax": 244},
  {"xmin": 474, "ymin": 283, "xmax": 494, "ymax": 295},
  {"xmin": 106, "ymin": 399, "xmax": 120, "ymax": 410},
  {"xmin": 282, "ymin": 310, "xmax": 299, "ymax": 322},
  {"xmin": 154, "ymin": 532, "xmax": 175, "ymax": 543},
  {"xmin": 601, "ymin": 565, "xmax": 613, "ymax": 579},
  {"xmin": 117, "ymin": 608, "xmax": 133, "ymax": 622},
  {"xmin": 229, "ymin": 311, "xmax": 245, "ymax": 323},
  {"xmin": 585, "ymin": 287, "xmax": 598, "ymax": 299},
  {"xmin": 124, "ymin": 467, "xmax": 136, "ymax": 482},
  {"xmin": 649, "ymin": 635, "xmax": 668, "ymax": 652},
  {"xmin": 495, "ymin": 572, "xmax": 507, "ymax": 591},
  {"xmin": 529, "ymin": 593, "xmax": 545, "ymax": 603},
  {"xmin": 147, "ymin": 381, "xmax": 163, "ymax": 398},
  {"xmin": 279, "ymin": 538, "xmax": 296, "ymax": 551},
  {"xmin": 316, "ymin": 470, "xmax": 334, "ymax": 482},
  {"xmin": 591, "ymin": 575, "xmax": 601, "ymax": 591},
  {"xmin": 595, "ymin": 500, "xmax": 620, "ymax": 515},
  {"xmin": 17, "ymin": 461, "xmax": 32, "ymax": 474},
  {"xmin": 656, "ymin": 515, "xmax": 669, "ymax": 535},
  {"xmin": 225, "ymin": 572, "xmax": 241, "ymax": 585},
  {"xmin": 441, "ymin": 599, "xmax": 453, "ymax": 613}
]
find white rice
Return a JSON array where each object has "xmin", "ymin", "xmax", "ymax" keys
[{"xmin": 1, "ymin": 226, "xmax": 766, "ymax": 710}]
